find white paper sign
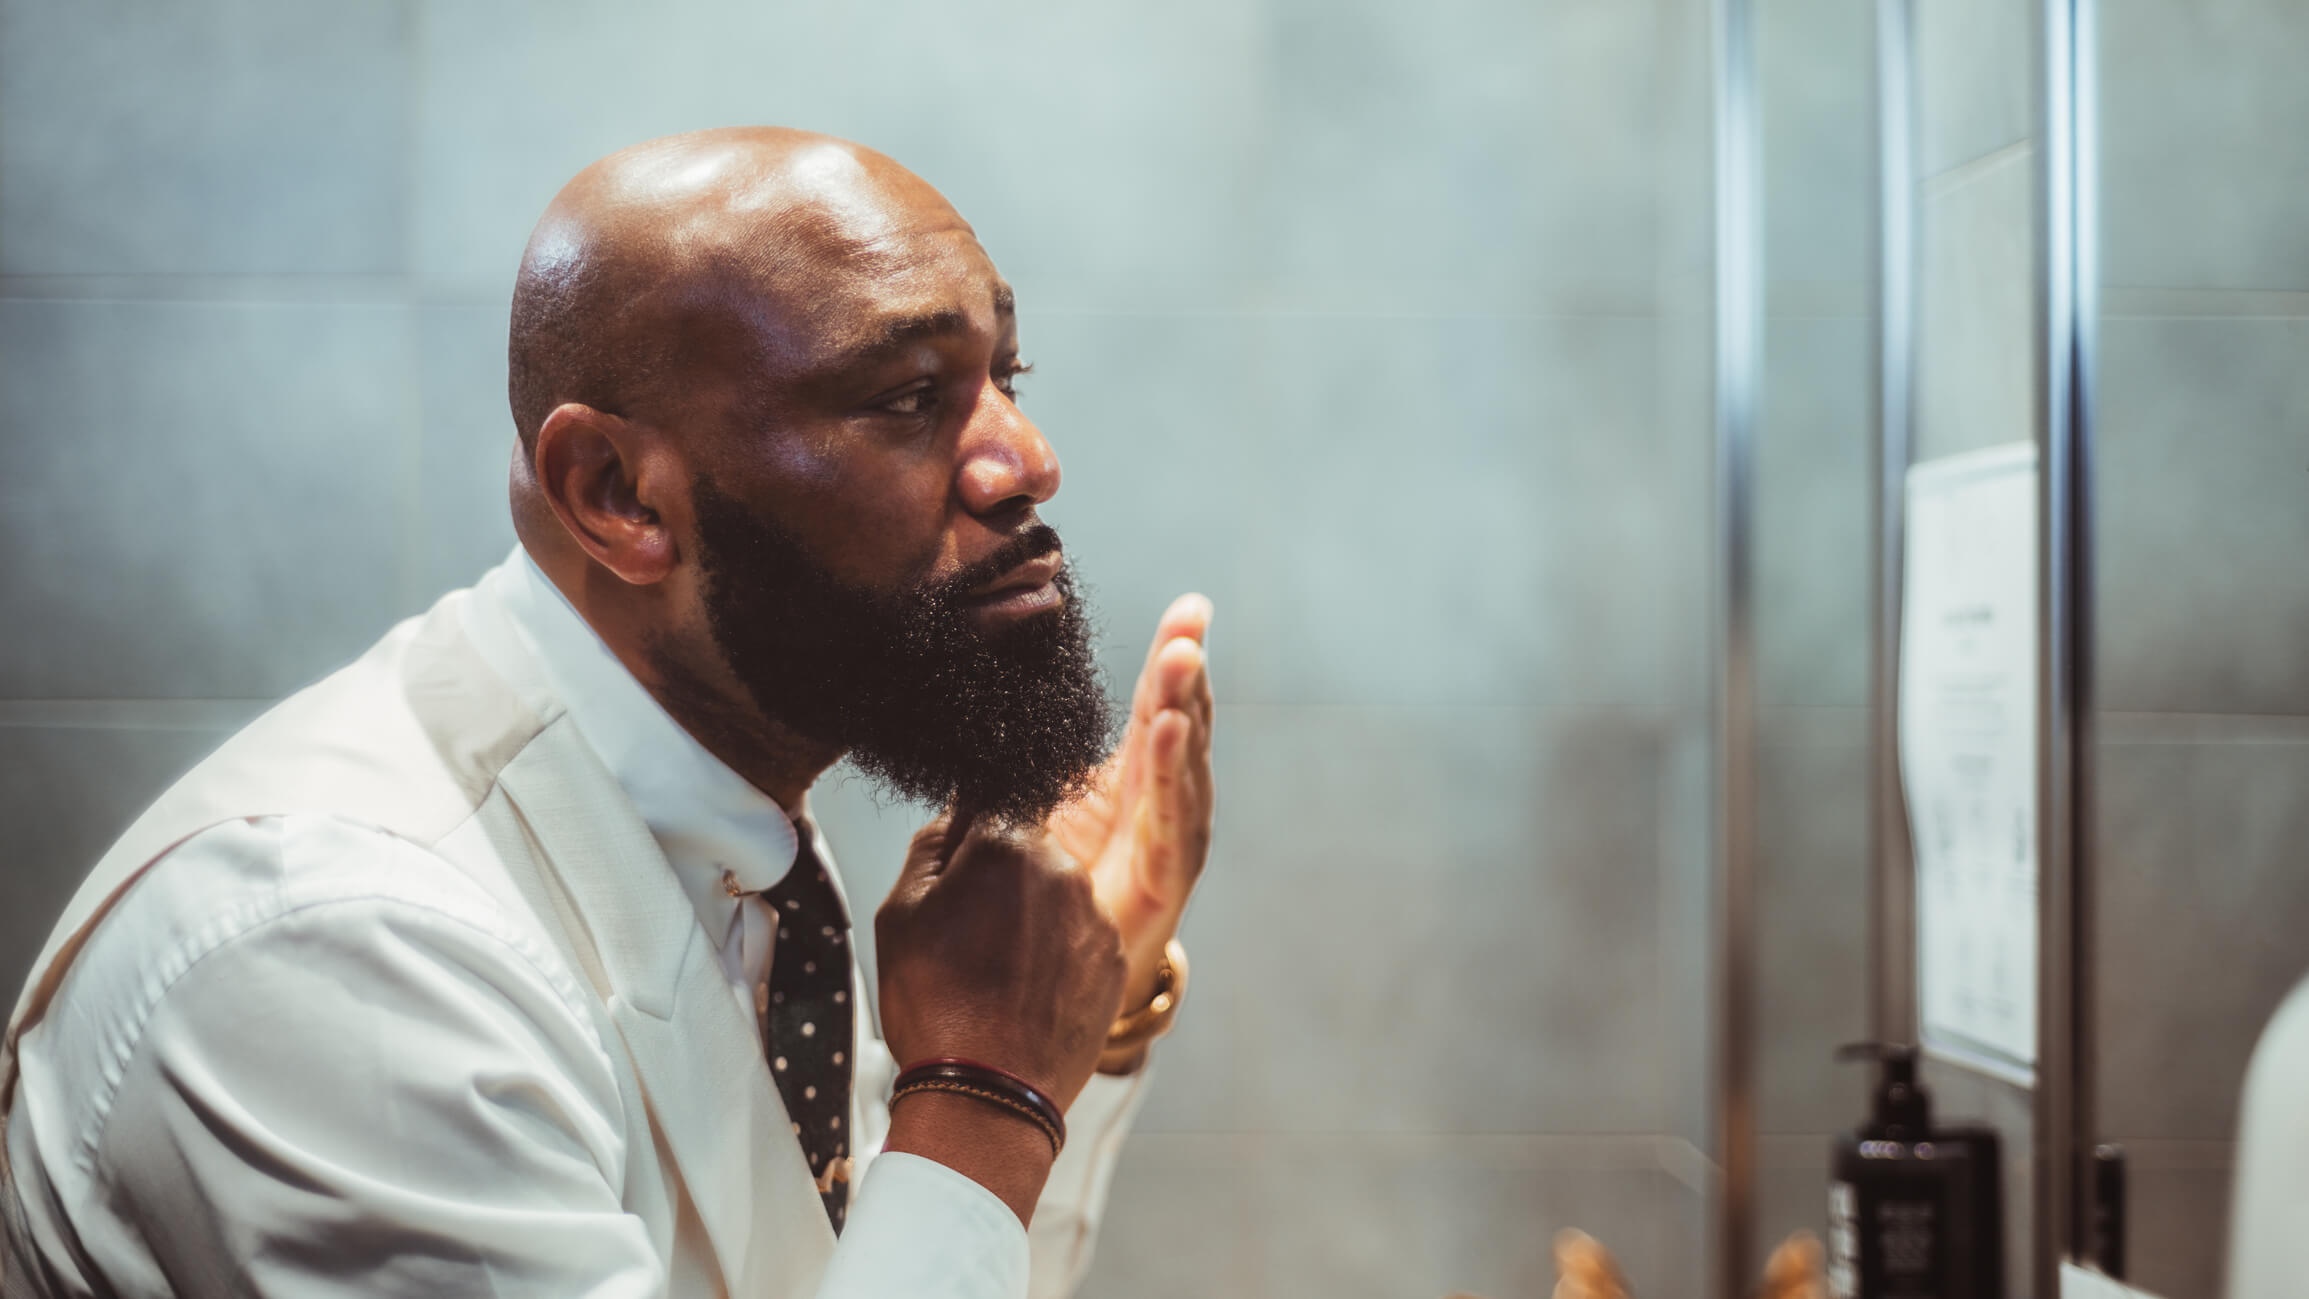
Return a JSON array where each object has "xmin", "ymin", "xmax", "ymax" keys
[{"xmin": 1900, "ymin": 443, "xmax": 2039, "ymax": 1080}]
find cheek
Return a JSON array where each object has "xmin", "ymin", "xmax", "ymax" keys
[{"xmin": 776, "ymin": 454, "xmax": 955, "ymax": 590}]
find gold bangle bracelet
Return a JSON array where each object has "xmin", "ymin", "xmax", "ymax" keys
[{"xmin": 1105, "ymin": 938, "xmax": 1189, "ymax": 1051}]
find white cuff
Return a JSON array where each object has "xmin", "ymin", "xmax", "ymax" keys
[
  {"xmin": 818, "ymin": 1152, "xmax": 1030, "ymax": 1299},
  {"xmin": 1023, "ymin": 1066, "xmax": 1153, "ymax": 1298}
]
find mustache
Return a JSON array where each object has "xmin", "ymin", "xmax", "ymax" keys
[{"xmin": 935, "ymin": 524, "xmax": 1064, "ymax": 601}]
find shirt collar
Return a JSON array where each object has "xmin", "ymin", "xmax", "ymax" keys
[{"xmin": 472, "ymin": 546, "xmax": 807, "ymax": 944}]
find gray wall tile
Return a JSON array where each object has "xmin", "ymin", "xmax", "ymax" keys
[
  {"xmin": 1756, "ymin": 315, "xmax": 1871, "ymax": 712},
  {"xmin": 2095, "ymin": 737, "xmax": 2309, "ymax": 1142},
  {"xmin": 0, "ymin": 722, "xmax": 248, "ymax": 996},
  {"xmin": 1759, "ymin": 0, "xmax": 1875, "ymax": 293},
  {"xmin": 1246, "ymin": 1138, "xmax": 1693, "ymax": 1299},
  {"xmin": 1231, "ymin": 314, "xmax": 1696, "ymax": 710},
  {"xmin": 1915, "ymin": 148, "xmax": 2037, "ymax": 463},
  {"xmin": 1074, "ymin": 1136, "xmax": 1258, "ymax": 1298},
  {"xmin": 1659, "ymin": 723, "xmax": 1715, "ymax": 1149},
  {"xmin": 1755, "ymin": 716, "xmax": 1871, "ymax": 1135},
  {"xmin": 1756, "ymin": 1150, "xmax": 1833, "ymax": 1275},
  {"xmin": 2096, "ymin": 317, "xmax": 2309, "ymax": 717},
  {"xmin": 1210, "ymin": 706, "xmax": 1667, "ymax": 1134},
  {"xmin": 1086, "ymin": 1136, "xmax": 1699, "ymax": 1299},
  {"xmin": 415, "ymin": 303, "xmax": 519, "ymax": 601},
  {"xmin": 2100, "ymin": 0, "xmax": 2309, "ymax": 291},
  {"xmin": 2125, "ymin": 1156, "xmax": 2231, "ymax": 1299},
  {"xmin": 1911, "ymin": 0, "xmax": 2034, "ymax": 178},
  {"xmin": 1254, "ymin": 0, "xmax": 1666, "ymax": 311},
  {"xmin": 1651, "ymin": 0, "xmax": 1717, "ymax": 295},
  {"xmin": 410, "ymin": 0, "xmax": 1266, "ymax": 308},
  {"xmin": 0, "ymin": 0, "xmax": 409, "ymax": 275},
  {"xmin": 0, "ymin": 300, "xmax": 416, "ymax": 698}
]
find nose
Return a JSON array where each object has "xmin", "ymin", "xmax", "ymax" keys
[{"xmin": 954, "ymin": 380, "xmax": 1061, "ymax": 517}]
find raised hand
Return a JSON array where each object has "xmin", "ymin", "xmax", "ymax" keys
[
  {"xmin": 876, "ymin": 812, "xmax": 1126, "ymax": 1110},
  {"xmin": 874, "ymin": 812, "xmax": 1128, "ymax": 1221},
  {"xmin": 1047, "ymin": 593, "xmax": 1216, "ymax": 1039}
]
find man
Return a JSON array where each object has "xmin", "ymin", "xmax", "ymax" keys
[{"xmin": 0, "ymin": 126, "xmax": 1216, "ymax": 1299}]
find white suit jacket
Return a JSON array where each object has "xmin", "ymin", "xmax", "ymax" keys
[{"xmin": 0, "ymin": 558, "xmax": 1140, "ymax": 1298}]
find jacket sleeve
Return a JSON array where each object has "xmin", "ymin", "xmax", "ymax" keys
[
  {"xmin": 818, "ymin": 1070, "xmax": 1147, "ymax": 1299},
  {"xmin": 1023, "ymin": 1069, "xmax": 1151, "ymax": 1298},
  {"xmin": 58, "ymin": 816, "xmax": 663, "ymax": 1299}
]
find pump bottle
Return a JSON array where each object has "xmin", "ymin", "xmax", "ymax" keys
[{"xmin": 1825, "ymin": 1044, "xmax": 2002, "ymax": 1299}]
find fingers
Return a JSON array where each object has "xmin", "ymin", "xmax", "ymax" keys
[
  {"xmin": 1155, "ymin": 592, "xmax": 1212, "ymax": 647},
  {"xmin": 898, "ymin": 805, "xmax": 994, "ymax": 886},
  {"xmin": 1133, "ymin": 594, "xmax": 1213, "ymax": 723},
  {"xmin": 893, "ymin": 810, "xmax": 960, "ymax": 899},
  {"xmin": 1140, "ymin": 703, "xmax": 1214, "ymax": 897},
  {"xmin": 1113, "ymin": 595, "xmax": 1215, "ymax": 812}
]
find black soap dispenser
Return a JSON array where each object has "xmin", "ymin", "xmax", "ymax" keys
[{"xmin": 1825, "ymin": 1044, "xmax": 2003, "ymax": 1299}]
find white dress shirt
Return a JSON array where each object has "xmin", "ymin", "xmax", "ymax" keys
[{"xmin": 5, "ymin": 549, "xmax": 1143, "ymax": 1297}]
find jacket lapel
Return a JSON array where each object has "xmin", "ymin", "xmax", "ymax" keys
[{"xmin": 496, "ymin": 718, "xmax": 836, "ymax": 1294}]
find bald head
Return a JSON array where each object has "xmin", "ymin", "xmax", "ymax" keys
[
  {"xmin": 506, "ymin": 126, "xmax": 970, "ymax": 452},
  {"xmin": 494, "ymin": 127, "xmax": 1078, "ymax": 816}
]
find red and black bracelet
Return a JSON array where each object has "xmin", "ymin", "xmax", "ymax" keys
[{"xmin": 890, "ymin": 1058, "xmax": 1067, "ymax": 1157}]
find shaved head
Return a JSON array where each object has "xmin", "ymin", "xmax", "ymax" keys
[
  {"xmin": 501, "ymin": 127, "xmax": 1108, "ymax": 820},
  {"xmin": 508, "ymin": 126, "xmax": 965, "ymax": 452}
]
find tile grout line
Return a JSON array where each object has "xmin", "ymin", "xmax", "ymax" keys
[{"xmin": 0, "ymin": 699, "xmax": 276, "ymax": 730}]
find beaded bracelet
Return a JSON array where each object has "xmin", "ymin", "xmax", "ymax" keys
[{"xmin": 891, "ymin": 1058, "xmax": 1067, "ymax": 1157}]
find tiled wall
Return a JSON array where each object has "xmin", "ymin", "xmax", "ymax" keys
[
  {"xmin": 2093, "ymin": 4, "xmax": 2309, "ymax": 1295},
  {"xmin": 1748, "ymin": 0, "xmax": 1877, "ymax": 1266},
  {"xmin": 0, "ymin": 2, "xmax": 1719, "ymax": 1296}
]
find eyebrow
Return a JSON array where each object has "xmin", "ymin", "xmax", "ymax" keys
[{"xmin": 837, "ymin": 285, "xmax": 1019, "ymax": 368}]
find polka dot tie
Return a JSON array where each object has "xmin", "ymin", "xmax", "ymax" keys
[{"xmin": 759, "ymin": 820, "xmax": 855, "ymax": 1232}]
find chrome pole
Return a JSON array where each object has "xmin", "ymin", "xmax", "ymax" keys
[
  {"xmin": 1869, "ymin": 0, "xmax": 1919, "ymax": 1051},
  {"xmin": 1710, "ymin": 0, "xmax": 1760, "ymax": 1291},
  {"xmin": 2036, "ymin": 0, "xmax": 2098, "ymax": 1286}
]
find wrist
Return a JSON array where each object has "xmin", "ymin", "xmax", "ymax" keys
[
  {"xmin": 883, "ymin": 1090, "xmax": 1056, "ymax": 1225},
  {"xmin": 894, "ymin": 1059, "xmax": 1067, "ymax": 1156}
]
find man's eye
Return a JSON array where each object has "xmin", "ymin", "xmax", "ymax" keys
[
  {"xmin": 995, "ymin": 360, "xmax": 1035, "ymax": 401},
  {"xmin": 878, "ymin": 385, "xmax": 937, "ymax": 416}
]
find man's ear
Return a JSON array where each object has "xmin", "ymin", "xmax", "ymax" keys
[{"xmin": 530, "ymin": 401, "xmax": 681, "ymax": 585}]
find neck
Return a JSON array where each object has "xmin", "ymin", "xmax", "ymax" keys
[
  {"xmin": 655, "ymin": 669, "xmax": 845, "ymax": 812},
  {"xmin": 638, "ymin": 650, "xmax": 844, "ymax": 810},
  {"xmin": 522, "ymin": 529, "xmax": 843, "ymax": 811}
]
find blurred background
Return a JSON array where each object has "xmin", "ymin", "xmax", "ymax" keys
[{"xmin": 0, "ymin": 2, "xmax": 2302, "ymax": 1297}]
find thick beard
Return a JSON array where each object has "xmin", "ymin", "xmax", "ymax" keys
[{"xmin": 687, "ymin": 476, "xmax": 1115, "ymax": 824}]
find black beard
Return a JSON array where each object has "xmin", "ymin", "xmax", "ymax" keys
[{"xmin": 686, "ymin": 475, "xmax": 1115, "ymax": 824}]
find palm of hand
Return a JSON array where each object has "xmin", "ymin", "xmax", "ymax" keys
[{"xmin": 1047, "ymin": 593, "xmax": 1214, "ymax": 999}]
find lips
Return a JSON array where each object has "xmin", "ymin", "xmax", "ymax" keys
[
  {"xmin": 964, "ymin": 549, "xmax": 1062, "ymax": 602},
  {"xmin": 962, "ymin": 548, "xmax": 1064, "ymax": 619}
]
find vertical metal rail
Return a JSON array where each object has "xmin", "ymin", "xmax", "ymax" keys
[
  {"xmin": 2036, "ymin": 0, "xmax": 2098, "ymax": 1287},
  {"xmin": 2070, "ymin": 9, "xmax": 2104, "ymax": 1277},
  {"xmin": 1710, "ymin": 0, "xmax": 1760, "ymax": 1292},
  {"xmin": 1868, "ymin": 0, "xmax": 1919, "ymax": 1051}
]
